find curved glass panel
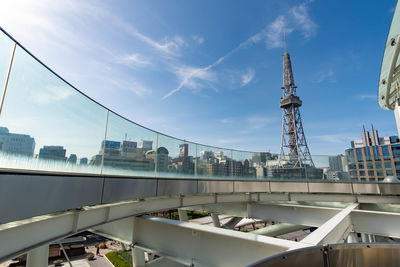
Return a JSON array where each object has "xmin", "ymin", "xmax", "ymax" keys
[
  {"xmin": 102, "ymin": 112, "xmax": 157, "ymax": 177},
  {"xmin": 0, "ymin": 32, "xmax": 14, "ymax": 100},
  {"xmin": 0, "ymin": 46, "xmax": 107, "ymax": 173},
  {"xmin": 0, "ymin": 28, "xmax": 364, "ymax": 182},
  {"xmin": 196, "ymin": 144, "xmax": 233, "ymax": 179},
  {"xmin": 156, "ymin": 134, "xmax": 196, "ymax": 178}
]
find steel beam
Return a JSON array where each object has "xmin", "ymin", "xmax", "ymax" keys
[
  {"xmin": 250, "ymin": 223, "xmax": 308, "ymax": 237},
  {"xmin": 351, "ymin": 210, "xmax": 400, "ymax": 238},
  {"xmin": 301, "ymin": 203, "xmax": 358, "ymax": 245},
  {"xmin": 248, "ymin": 203, "xmax": 341, "ymax": 227},
  {"xmin": 93, "ymin": 216, "xmax": 309, "ymax": 267}
]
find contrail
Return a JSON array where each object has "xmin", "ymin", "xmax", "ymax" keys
[{"xmin": 161, "ymin": 28, "xmax": 267, "ymax": 100}]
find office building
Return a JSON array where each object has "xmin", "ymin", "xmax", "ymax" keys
[
  {"xmin": 345, "ymin": 126, "xmax": 400, "ymax": 181},
  {"xmin": 0, "ymin": 127, "xmax": 35, "ymax": 157}
]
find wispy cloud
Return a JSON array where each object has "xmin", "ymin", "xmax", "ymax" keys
[
  {"xmin": 265, "ymin": 16, "xmax": 289, "ymax": 48},
  {"xmin": 313, "ymin": 69, "xmax": 335, "ymax": 83},
  {"xmin": 312, "ymin": 134, "xmax": 353, "ymax": 144},
  {"xmin": 241, "ymin": 68, "xmax": 255, "ymax": 86},
  {"xmin": 162, "ymin": 1, "xmax": 317, "ymax": 99},
  {"xmin": 112, "ymin": 17, "xmax": 186, "ymax": 57},
  {"xmin": 192, "ymin": 35, "xmax": 204, "ymax": 45},
  {"xmin": 115, "ymin": 53, "xmax": 151, "ymax": 67},
  {"xmin": 32, "ymin": 85, "xmax": 76, "ymax": 104},
  {"xmin": 220, "ymin": 118, "xmax": 233, "ymax": 124},
  {"xmin": 247, "ymin": 116, "xmax": 275, "ymax": 129},
  {"xmin": 105, "ymin": 77, "xmax": 152, "ymax": 97},
  {"xmin": 356, "ymin": 94, "xmax": 376, "ymax": 100},
  {"xmin": 290, "ymin": 3, "xmax": 317, "ymax": 39},
  {"xmin": 216, "ymin": 138, "xmax": 245, "ymax": 145}
]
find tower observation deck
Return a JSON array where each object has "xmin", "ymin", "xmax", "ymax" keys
[{"xmin": 279, "ymin": 43, "xmax": 315, "ymax": 169}]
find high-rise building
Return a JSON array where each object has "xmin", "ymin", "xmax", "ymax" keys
[
  {"xmin": 38, "ymin": 146, "xmax": 67, "ymax": 161},
  {"xmin": 345, "ymin": 126, "xmax": 400, "ymax": 181},
  {"xmin": 328, "ymin": 155, "xmax": 347, "ymax": 172},
  {"xmin": 138, "ymin": 140, "xmax": 153, "ymax": 151},
  {"xmin": 0, "ymin": 127, "xmax": 35, "ymax": 157},
  {"xmin": 179, "ymin": 144, "xmax": 188, "ymax": 157}
]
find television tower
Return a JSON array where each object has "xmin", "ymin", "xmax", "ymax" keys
[{"xmin": 279, "ymin": 32, "xmax": 314, "ymax": 168}]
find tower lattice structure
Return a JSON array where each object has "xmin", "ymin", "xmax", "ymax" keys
[{"xmin": 279, "ymin": 45, "xmax": 314, "ymax": 168}]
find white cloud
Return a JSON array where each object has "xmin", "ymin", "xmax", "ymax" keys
[
  {"xmin": 192, "ymin": 35, "xmax": 204, "ymax": 45},
  {"xmin": 220, "ymin": 118, "xmax": 233, "ymax": 124},
  {"xmin": 241, "ymin": 68, "xmax": 255, "ymax": 86},
  {"xmin": 357, "ymin": 94, "xmax": 376, "ymax": 100},
  {"xmin": 32, "ymin": 85, "xmax": 76, "ymax": 104},
  {"xmin": 115, "ymin": 53, "xmax": 151, "ymax": 67},
  {"xmin": 266, "ymin": 16, "xmax": 288, "ymax": 48},
  {"xmin": 247, "ymin": 116, "xmax": 275, "ymax": 129},
  {"xmin": 105, "ymin": 77, "xmax": 152, "ymax": 97},
  {"xmin": 114, "ymin": 19, "xmax": 186, "ymax": 57},
  {"xmin": 312, "ymin": 134, "xmax": 353, "ymax": 144},
  {"xmin": 216, "ymin": 138, "xmax": 245, "ymax": 145},
  {"xmin": 313, "ymin": 70, "xmax": 335, "ymax": 83},
  {"xmin": 290, "ymin": 3, "xmax": 317, "ymax": 38}
]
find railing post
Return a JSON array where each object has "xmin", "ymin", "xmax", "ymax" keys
[
  {"xmin": 100, "ymin": 110, "xmax": 109, "ymax": 175},
  {"xmin": 155, "ymin": 133, "xmax": 159, "ymax": 177},
  {"xmin": 0, "ymin": 42, "xmax": 17, "ymax": 117}
]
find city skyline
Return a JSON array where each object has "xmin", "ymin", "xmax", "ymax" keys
[{"xmin": 0, "ymin": 0, "xmax": 397, "ymax": 155}]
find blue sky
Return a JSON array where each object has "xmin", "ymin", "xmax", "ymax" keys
[{"xmin": 0, "ymin": 0, "xmax": 397, "ymax": 155}]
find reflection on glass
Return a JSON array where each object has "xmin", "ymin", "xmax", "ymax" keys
[
  {"xmin": 195, "ymin": 145, "xmax": 233, "ymax": 179},
  {"xmin": 101, "ymin": 112, "xmax": 157, "ymax": 176},
  {"xmin": 156, "ymin": 134, "xmax": 196, "ymax": 178},
  {"xmin": 231, "ymin": 151, "xmax": 256, "ymax": 179},
  {"xmin": 0, "ymin": 31, "xmax": 14, "ymax": 107},
  {"xmin": 0, "ymin": 30, "xmax": 358, "ymax": 182},
  {"xmin": 0, "ymin": 46, "xmax": 107, "ymax": 173}
]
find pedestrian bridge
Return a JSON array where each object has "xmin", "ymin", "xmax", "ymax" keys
[{"xmin": 1, "ymin": 27, "xmax": 400, "ymax": 267}]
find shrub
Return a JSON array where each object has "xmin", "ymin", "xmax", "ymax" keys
[
  {"xmin": 87, "ymin": 253, "xmax": 95, "ymax": 260},
  {"xmin": 106, "ymin": 251, "xmax": 132, "ymax": 267},
  {"xmin": 53, "ymin": 259, "xmax": 63, "ymax": 266}
]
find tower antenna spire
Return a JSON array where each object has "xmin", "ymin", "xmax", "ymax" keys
[{"xmin": 283, "ymin": 25, "xmax": 288, "ymax": 52}]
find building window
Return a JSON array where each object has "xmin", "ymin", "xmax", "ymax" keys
[
  {"xmin": 368, "ymin": 171, "xmax": 374, "ymax": 176},
  {"xmin": 378, "ymin": 178, "xmax": 384, "ymax": 181},
  {"xmin": 356, "ymin": 148, "xmax": 363, "ymax": 162},
  {"xmin": 361, "ymin": 178, "xmax": 367, "ymax": 181},
  {"xmin": 382, "ymin": 146, "xmax": 391, "ymax": 160},
  {"xmin": 376, "ymin": 163, "xmax": 382, "ymax": 169},
  {"xmin": 367, "ymin": 163, "xmax": 373, "ymax": 169},
  {"xmin": 373, "ymin": 146, "xmax": 381, "ymax": 161},
  {"xmin": 377, "ymin": 170, "xmax": 384, "ymax": 176},
  {"xmin": 386, "ymin": 170, "xmax": 394, "ymax": 176},
  {"xmin": 359, "ymin": 171, "xmax": 365, "ymax": 176},
  {"xmin": 346, "ymin": 149, "xmax": 355, "ymax": 164},
  {"xmin": 364, "ymin": 147, "xmax": 372, "ymax": 161},
  {"xmin": 385, "ymin": 162, "xmax": 392, "ymax": 168},
  {"xmin": 358, "ymin": 163, "xmax": 364, "ymax": 169}
]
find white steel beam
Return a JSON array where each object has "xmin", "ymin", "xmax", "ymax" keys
[
  {"xmin": 250, "ymin": 223, "xmax": 308, "ymax": 237},
  {"xmin": 0, "ymin": 194, "xmax": 216, "ymax": 262},
  {"xmin": 247, "ymin": 203, "xmax": 341, "ymax": 227},
  {"xmin": 351, "ymin": 209, "xmax": 400, "ymax": 238},
  {"xmin": 301, "ymin": 203, "xmax": 359, "ymax": 245},
  {"xmin": 93, "ymin": 216, "xmax": 309, "ymax": 267}
]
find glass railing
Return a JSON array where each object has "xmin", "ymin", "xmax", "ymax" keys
[{"xmin": 0, "ymin": 27, "xmax": 369, "ymax": 182}]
